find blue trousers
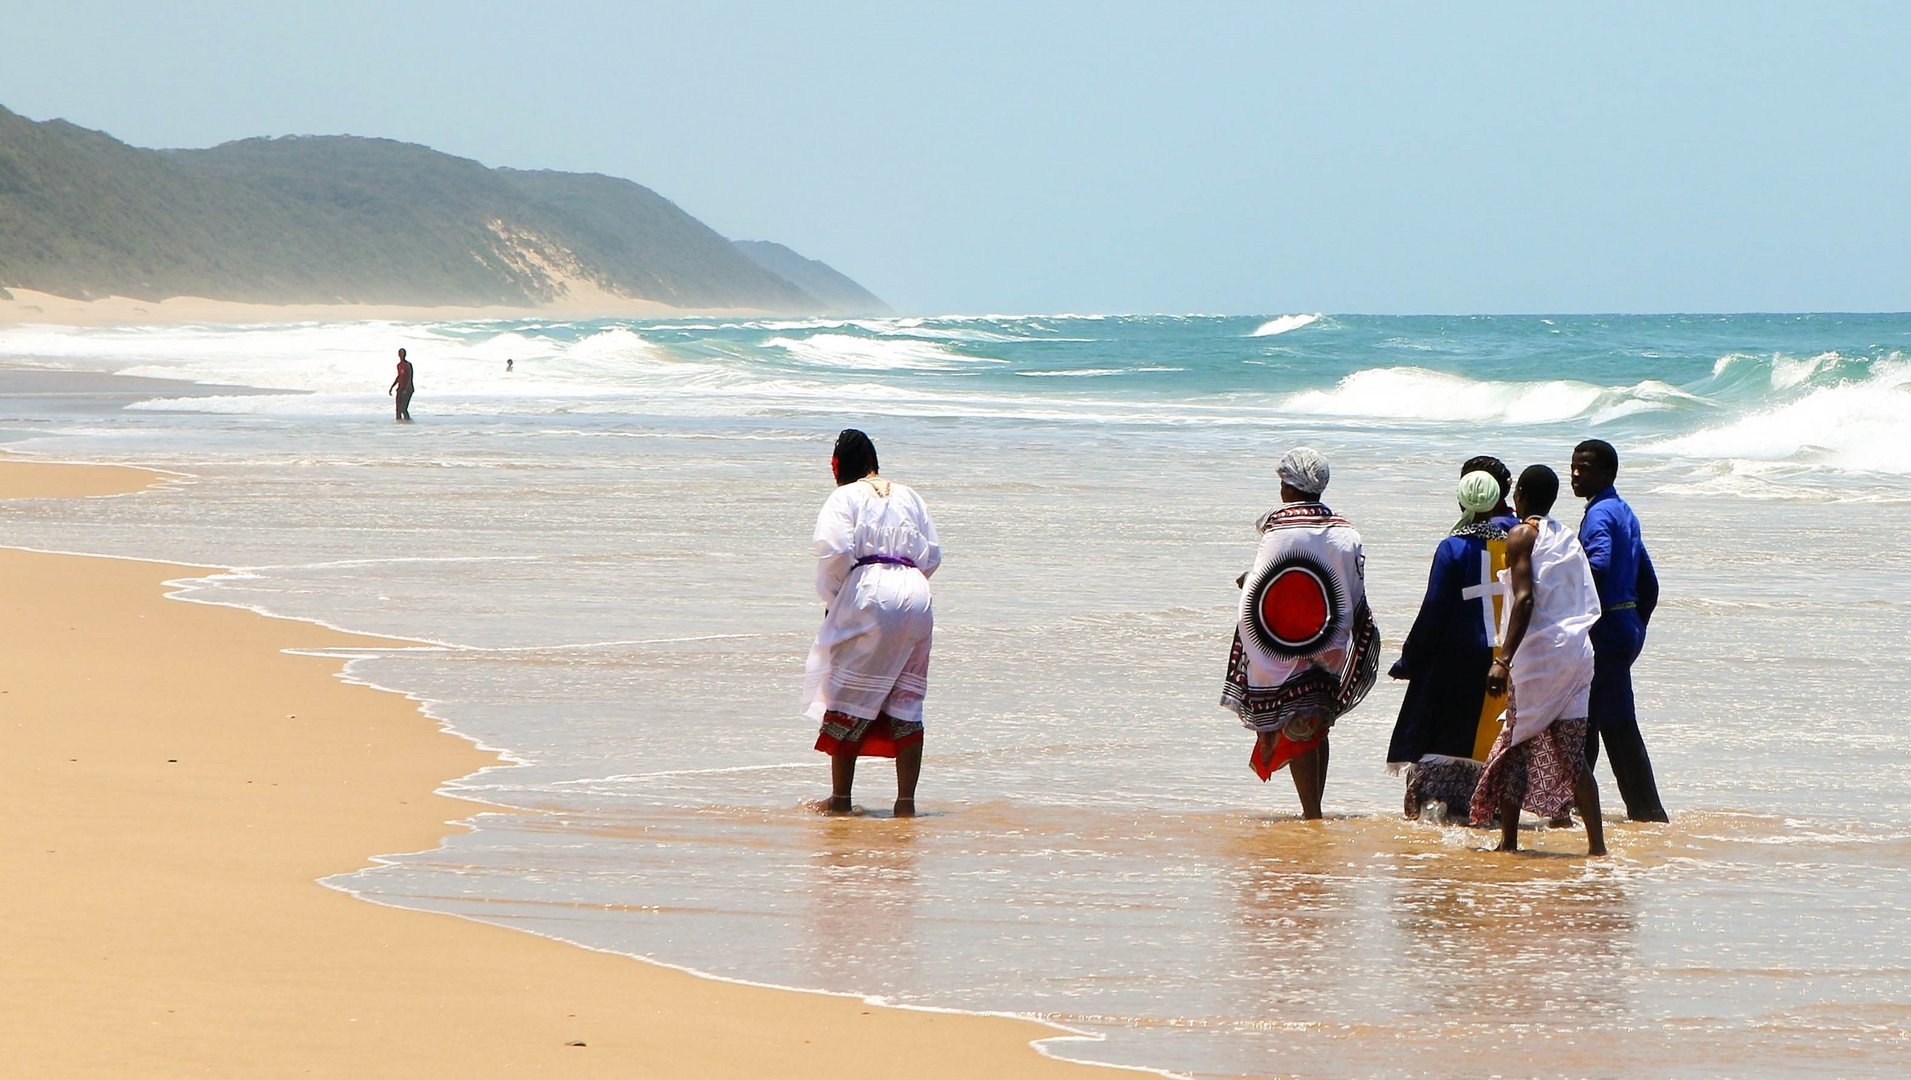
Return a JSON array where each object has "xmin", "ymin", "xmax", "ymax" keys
[{"xmin": 1585, "ymin": 611, "xmax": 1669, "ymax": 821}]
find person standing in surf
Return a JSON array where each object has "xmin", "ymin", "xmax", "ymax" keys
[
  {"xmin": 1470, "ymin": 465, "xmax": 1607, "ymax": 856},
  {"xmin": 388, "ymin": 347, "xmax": 415, "ymax": 422},
  {"xmin": 1385, "ymin": 469, "xmax": 1510, "ymax": 820},
  {"xmin": 1221, "ymin": 447, "xmax": 1381, "ymax": 819},
  {"xmin": 1572, "ymin": 438, "xmax": 1669, "ymax": 822},
  {"xmin": 803, "ymin": 429, "xmax": 941, "ymax": 817}
]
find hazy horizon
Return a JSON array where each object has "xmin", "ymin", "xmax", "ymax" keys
[{"xmin": 5, "ymin": 2, "xmax": 1908, "ymax": 315}]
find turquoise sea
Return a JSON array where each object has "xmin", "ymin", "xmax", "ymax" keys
[{"xmin": 3, "ymin": 312, "xmax": 1908, "ymax": 1077}]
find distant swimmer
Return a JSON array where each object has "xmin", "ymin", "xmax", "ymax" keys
[
  {"xmin": 1220, "ymin": 447, "xmax": 1381, "ymax": 819},
  {"xmin": 1470, "ymin": 465, "xmax": 1607, "ymax": 856},
  {"xmin": 388, "ymin": 348, "xmax": 414, "ymax": 421},
  {"xmin": 1572, "ymin": 439, "xmax": 1668, "ymax": 822},
  {"xmin": 803, "ymin": 429, "xmax": 942, "ymax": 817},
  {"xmin": 506, "ymin": 358, "xmax": 513, "ymax": 372}
]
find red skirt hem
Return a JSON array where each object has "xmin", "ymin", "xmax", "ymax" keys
[
  {"xmin": 816, "ymin": 727, "xmax": 923, "ymax": 759},
  {"xmin": 1251, "ymin": 729, "xmax": 1323, "ymax": 780}
]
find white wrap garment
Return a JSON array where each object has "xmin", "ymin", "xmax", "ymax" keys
[
  {"xmin": 802, "ymin": 479, "xmax": 942, "ymax": 724},
  {"xmin": 1500, "ymin": 516, "xmax": 1601, "ymax": 747}
]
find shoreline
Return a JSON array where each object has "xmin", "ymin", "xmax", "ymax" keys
[
  {"xmin": 0, "ymin": 285, "xmax": 781, "ymax": 328},
  {"xmin": 0, "ymin": 458, "xmax": 1119, "ymax": 1077}
]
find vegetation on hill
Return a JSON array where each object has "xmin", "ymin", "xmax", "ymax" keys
[{"xmin": 0, "ymin": 105, "xmax": 881, "ymax": 311}]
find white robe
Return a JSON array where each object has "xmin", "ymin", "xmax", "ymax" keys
[
  {"xmin": 802, "ymin": 479, "xmax": 941, "ymax": 724},
  {"xmin": 1500, "ymin": 516, "xmax": 1601, "ymax": 747}
]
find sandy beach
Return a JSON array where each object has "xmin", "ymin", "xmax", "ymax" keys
[
  {"xmin": 5, "ymin": 312, "xmax": 1907, "ymax": 1077},
  {"xmin": 0, "ymin": 458, "xmax": 1114, "ymax": 1078}
]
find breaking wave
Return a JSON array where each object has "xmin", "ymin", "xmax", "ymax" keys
[
  {"xmin": 1250, "ymin": 313, "xmax": 1323, "ymax": 337},
  {"xmin": 1648, "ymin": 354, "xmax": 1911, "ymax": 475},
  {"xmin": 762, "ymin": 333, "xmax": 996, "ymax": 371},
  {"xmin": 8, "ymin": 313, "xmax": 1908, "ymax": 490},
  {"xmin": 1278, "ymin": 367, "xmax": 1702, "ymax": 425}
]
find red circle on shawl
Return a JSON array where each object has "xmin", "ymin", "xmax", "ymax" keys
[{"xmin": 1259, "ymin": 566, "xmax": 1331, "ymax": 647}]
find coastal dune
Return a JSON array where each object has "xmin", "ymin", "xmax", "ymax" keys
[
  {"xmin": 0, "ymin": 284, "xmax": 695, "ymax": 328},
  {"xmin": 0, "ymin": 460, "xmax": 1110, "ymax": 1078}
]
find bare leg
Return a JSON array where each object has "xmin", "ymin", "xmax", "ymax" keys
[
  {"xmin": 894, "ymin": 740, "xmax": 922, "ymax": 817},
  {"xmin": 1315, "ymin": 735, "xmax": 1331, "ymax": 808},
  {"xmin": 1574, "ymin": 767, "xmax": 1607, "ymax": 856},
  {"xmin": 1289, "ymin": 738, "xmax": 1328, "ymax": 820},
  {"xmin": 829, "ymin": 752, "xmax": 856, "ymax": 814},
  {"xmin": 1496, "ymin": 793, "xmax": 1520, "ymax": 851}
]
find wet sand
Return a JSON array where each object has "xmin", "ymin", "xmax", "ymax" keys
[{"xmin": 0, "ymin": 459, "xmax": 1116, "ymax": 1078}]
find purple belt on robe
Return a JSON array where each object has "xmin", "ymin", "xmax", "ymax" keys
[{"xmin": 853, "ymin": 555, "xmax": 919, "ymax": 570}]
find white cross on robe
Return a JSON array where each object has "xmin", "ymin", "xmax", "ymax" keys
[{"xmin": 1459, "ymin": 549, "xmax": 1506, "ymax": 646}]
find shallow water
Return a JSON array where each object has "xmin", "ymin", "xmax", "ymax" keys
[{"xmin": 2, "ymin": 314, "xmax": 1907, "ymax": 1076}]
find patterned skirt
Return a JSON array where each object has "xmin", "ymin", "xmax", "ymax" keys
[
  {"xmin": 1221, "ymin": 604, "xmax": 1380, "ymax": 725},
  {"xmin": 1404, "ymin": 757, "xmax": 1484, "ymax": 821},
  {"xmin": 1223, "ymin": 606, "xmax": 1380, "ymax": 780},
  {"xmin": 816, "ymin": 710, "xmax": 924, "ymax": 758},
  {"xmin": 1469, "ymin": 715, "xmax": 1590, "ymax": 825}
]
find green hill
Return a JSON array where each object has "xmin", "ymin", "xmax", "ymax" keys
[{"xmin": 0, "ymin": 105, "xmax": 881, "ymax": 312}]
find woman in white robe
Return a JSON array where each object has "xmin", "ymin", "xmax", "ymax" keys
[{"xmin": 803, "ymin": 429, "xmax": 941, "ymax": 816}]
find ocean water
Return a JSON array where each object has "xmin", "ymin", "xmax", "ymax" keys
[{"xmin": 2, "ymin": 313, "xmax": 1908, "ymax": 1077}]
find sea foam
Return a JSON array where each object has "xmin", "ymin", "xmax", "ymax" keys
[
  {"xmin": 1280, "ymin": 366, "xmax": 1610, "ymax": 424},
  {"xmin": 1649, "ymin": 356, "xmax": 1911, "ymax": 474},
  {"xmin": 9, "ymin": 313, "xmax": 1908, "ymax": 486},
  {"xmin": 763, "ymin": 333, "xmax": 995, "ymax": 371}
]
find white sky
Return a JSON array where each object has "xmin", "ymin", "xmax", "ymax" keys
[{"xmin": 4, "ymin": 1, "xmax": 1907, "ymax": 314}]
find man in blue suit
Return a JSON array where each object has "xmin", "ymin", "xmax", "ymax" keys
[{"xmin": 1571, "ymin": 439, "xmax": 1669, "ymax": 822}]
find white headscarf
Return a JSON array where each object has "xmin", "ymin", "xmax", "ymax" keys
[{"xmin": 1277, "ymin": 446, "xmax": 1331, "ymax": 497}]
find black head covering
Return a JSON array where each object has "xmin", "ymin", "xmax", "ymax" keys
[{"xmin": 832, "ymin": 429, "xmax": 879, "ymax": 484}]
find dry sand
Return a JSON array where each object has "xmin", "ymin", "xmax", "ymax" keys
[
  {"xmin": 0, "ymin": 459, "xmax": 1114, "ymax": 1078},
  {"xmin": 0, "ymin": 284, "xmax": 760, "ymax": 327}
]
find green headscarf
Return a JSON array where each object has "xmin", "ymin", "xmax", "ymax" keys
[{"xmin": 1453, "ymin": 469, "xmax": 1503, "ymax": 533}]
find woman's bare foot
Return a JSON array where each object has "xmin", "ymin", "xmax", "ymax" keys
[
  {"xmin": 827, "ymin": 794, "xmax": 853, "ymax": 814},
  {"xmin": 893, "ymin": 798, "xmax": 915, "ymax": 818}
]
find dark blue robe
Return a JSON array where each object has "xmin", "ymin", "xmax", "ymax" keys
[{"xmin": 1386, "ymin": 526, "xmax": 1504, "ymax": 767}]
